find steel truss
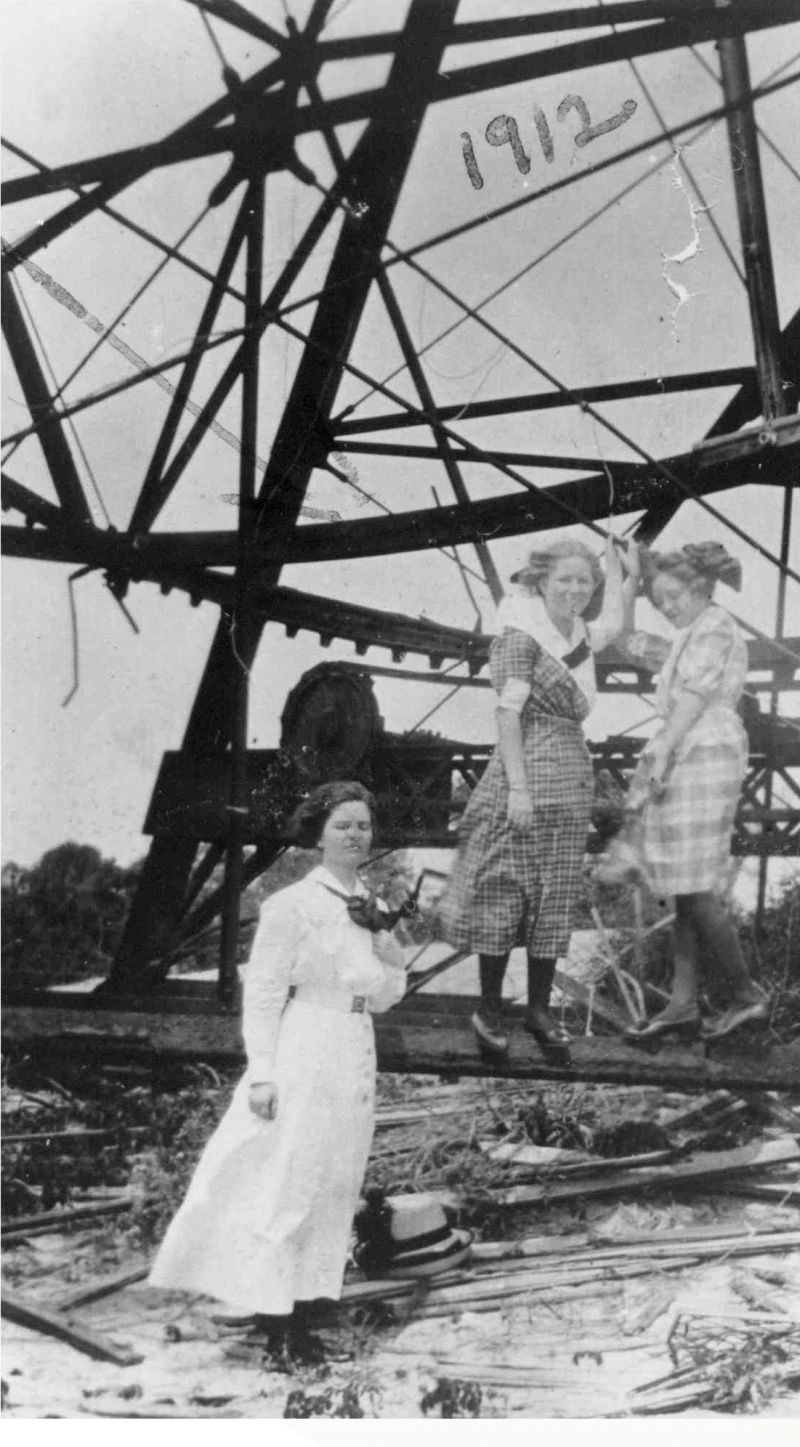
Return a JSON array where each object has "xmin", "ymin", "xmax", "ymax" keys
[{"xmin": 2, "ymin": 0, "xmax": 799, "ymax": 999}]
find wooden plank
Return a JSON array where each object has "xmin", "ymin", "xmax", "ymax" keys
[
  {"xmin": 79, "ymin": 1401, "xmax": 240, "ymax": 1418},
  {"xmin": 3, "ymin": 995, "xmax": 800, "ymax": 1090},
  {"xmin": 1, "ymin": 1290, "xmax": 144, "ymax": 1366},
  {"xmin": 712, "ymin": 1179, "xmax": 800, "ymax": 1202},
  {"xmin": 2, "ymin": 1198, "xmax": 134, "ymax": 1237},
  {"xmin": 2, "ymin": 1129, "xmax": 105, "ymax": 1146},
  {"xmin": 53, "ymin": 1264, "xmax": 151, "ymax": 1313},
  {"xmin": 492, "ymin": 1137, "xmax": 800, "ymax": 1209}
]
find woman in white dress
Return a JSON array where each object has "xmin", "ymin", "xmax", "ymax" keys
[{"xmin": 149, "ymin": 780, "xmax": 407, "ymax": 1344}]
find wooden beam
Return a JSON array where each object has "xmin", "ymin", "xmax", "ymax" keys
[
  {"xmin": 3, "ymin": 992, "xmax": 800, "ymax": 1090},
  {"xmin": 1, "ymin": 1290, "xmax": 144, "ymax": 1367},
  {"xmin": 53, "ymin": 1265, "xmax": 151, "ymax": 1314},
  {"xmin": 493, "ymin": 1137, "xmax": 800, "ymax": 1209}
]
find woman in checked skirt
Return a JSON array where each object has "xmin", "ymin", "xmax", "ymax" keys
[
  {"xmin": 607, "ymin": 543, "xmax": 768, "ymax": 1044},
  {"xmin": 438, "ymin": 534, "xmax": 639, "ymax": 1059}
]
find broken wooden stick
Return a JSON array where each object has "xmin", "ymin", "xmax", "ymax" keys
[
  {"xmin": 1, "ymin": 1290, "xmax": 144, "ymax": 1366},
  {"xmin": 2, "ymin": 1197, "xmax": 135, "ymax": 1244},
  {"xmin": 53, "ymin": 1263, "xmax": 151, "ymax": 1313}
]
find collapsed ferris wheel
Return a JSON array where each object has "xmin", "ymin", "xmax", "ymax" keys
[{"xmin": 2, "ymin": 0, "xmax": 799, "ymax": 1053}]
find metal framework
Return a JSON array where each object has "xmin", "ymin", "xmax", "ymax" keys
[{"xmin": 2, "ymin": 0, "xmax": 799, "ymax": 1014}]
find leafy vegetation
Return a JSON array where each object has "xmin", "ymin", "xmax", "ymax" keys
[{"xmin": 1, "ymin": 844, "xmax": 140, "ymax": 987}]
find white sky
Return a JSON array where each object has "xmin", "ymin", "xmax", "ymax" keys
[{"xmin": 2, "ymin": 0, "xmax": 799, "ymax": 867}]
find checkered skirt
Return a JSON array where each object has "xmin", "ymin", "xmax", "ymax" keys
[
  {"xmin": 631, "ymin": 729, "xmax": 747, "ymax": 896},
  {"xmin": 437, "ymin": 630, "xmax": 593, "ymax": 958}
]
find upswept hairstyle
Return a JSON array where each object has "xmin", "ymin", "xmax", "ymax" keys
[
  {"xmin": 288, "ymin": 779, "xmax": 376, "ymax": 849},
  {"xmin": 640, "ymin": 541, "xmax": 742, "ymax": 603}
]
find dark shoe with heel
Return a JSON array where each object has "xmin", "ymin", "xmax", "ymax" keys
[
  {"xmin": 700, "ymin": 996, "xmax": 769, "ymax": 1042},
  {"xmin": 471, "ymin": 1001, "xmax": 509, "ymax": 1058},
  {"xmin": 624, "ymin": 1006, "xmax": 700, "ymax": 1046},
  {"xmin": 524, "ymin": 1006, "xmax": 572, "ymax": 1063}
]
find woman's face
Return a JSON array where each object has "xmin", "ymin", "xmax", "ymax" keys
[
  {"xmin": 319, "ymin": 800, "xmax": 373, "ymax": 872},
  {"xmin": 540, "ymin": 556, "xmax": 595, "ymax": 624},
  {"xmin": 651, "ymin": 572, "xmax": 709, "ymax": 629}
]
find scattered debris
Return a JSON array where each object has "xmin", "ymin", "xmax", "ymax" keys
[
  {"xmin": 632, "ymin": 1313, "xmax": 800, "ymax": 1415},
  {"xmin": 420, "ymin": 1377, "xmax": 483, "ymax": 1417}
]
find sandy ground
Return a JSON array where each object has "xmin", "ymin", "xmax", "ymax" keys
[{"xmin": 4, "ymin": 1182, "xmax": 800, "ymax": 1418}]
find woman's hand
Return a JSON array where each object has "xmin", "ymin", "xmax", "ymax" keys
[
  {"xmin": 248, "ymin": 1081, "xmax": 278, "ymax": 1120},
  {"xmin": 621, "ymin": 538, "xmax": 641, "ymax": 581},
  {"xmin": 646, "ymin": 739, "xmax": 673, "ymax": 799},
  {"xmin": 604, "ymin": 532, "xmax": 622, "ymax": 576},
  {"xmin": 507, "ymin": 785, "xmax": 534, "ymax": 830}
]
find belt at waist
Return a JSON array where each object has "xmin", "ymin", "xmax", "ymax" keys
[{"xmin": 288, "ymin": 985, "xmax": 367, "ymax": 1014}]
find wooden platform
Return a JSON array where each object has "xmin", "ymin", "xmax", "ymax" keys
[{"xmin": 3, "ymin": 984, "xmax": 799, "ymax": 1092}]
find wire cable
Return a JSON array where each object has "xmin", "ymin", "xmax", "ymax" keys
[
  {"xmin": 272, "ymin": 306, "xmax": 800, "ymax": 672},
  {"xmin": 375, "ymin": 228, "xmax": 800, "ymax": 588},
  {"xmin": 40, "ymin": 201, "xmax": 212, "ymax": 431},
  {"xmin": 197, "ymin": 5, "xmax": 230, "ymax": 70},
  {"xmin": 339, "ymin": 121, "xmax": 720, "ymax": 420},
  {"xmin": 689, "ymin": 43, "xmax": 800, "ymax": 191},
  {"xmin": 605, "ymin": 8, "xmax": 746, "ymax": 286}
]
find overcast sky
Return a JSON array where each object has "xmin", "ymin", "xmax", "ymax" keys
[{"xmin": 2, "ymin": 0, "xmax": 799, "ymax": 870}]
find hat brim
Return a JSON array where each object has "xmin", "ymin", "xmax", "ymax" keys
[{"xmin": 382, "ymin": 1229, "xmax": 473, "ymax": 1279}]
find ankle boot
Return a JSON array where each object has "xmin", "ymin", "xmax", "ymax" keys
[
  {"xmin": 525, "ymin": 956, "xmax": 572, "ymax": 1047},
  {"xmin": 472, "ymin": 955, "xmax": 509, "ymax": 1057}
]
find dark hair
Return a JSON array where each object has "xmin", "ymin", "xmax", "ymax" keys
[
  {"xmin": 288, "ymin": 780, "xmax": 376, "ymax": 849},
  {"xmin": 640, "ymin": 543, "xmax": 742, "ymax": 603},
  {"xmin": 642, "ymin": 551, "xmax": 714, "ymax": 604}
]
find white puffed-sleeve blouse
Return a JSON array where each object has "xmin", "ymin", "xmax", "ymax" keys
[{"xmin": 242, "ymin": 864, "xmax": 407, "ymax": 1081}]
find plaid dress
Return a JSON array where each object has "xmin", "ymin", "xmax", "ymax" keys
[
  {"xmin": 626, "ymin": 605, "xmax": 748, "ymax": 895},
  {"xmin": 438, "ymin": 629, "xmax": 594, "ymax": 957}
]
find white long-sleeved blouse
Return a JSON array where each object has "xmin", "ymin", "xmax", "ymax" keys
[{"xmin": 242, "ymin": 864, "xmax": 407, "ymax": 1081}]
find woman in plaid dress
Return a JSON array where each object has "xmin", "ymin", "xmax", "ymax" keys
[
  {"xmin": 438, "ymin": 535, "xmax": 639, "ymax": 1058},
  {"xmin": 614, "ymin": 544, "xmax": 767, "ymax": 1043}
]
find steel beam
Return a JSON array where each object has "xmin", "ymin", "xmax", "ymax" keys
[
  {"xmin": 218, "ymin": 176, "xmax": 263, "ymax": 1008},
  {"xmin": 338, "ymin": 441, "xmax": 644, "ymax": 471},
  {"xmin": 316, "ymin": 1, "xmax": 795, "ymax": 59},
  {"xmin": 106, "ymin": 0, "xmax": 459, "ymax": 988},
  {"xmin": 334, "ymin": 368, "xmax": 756, "ymax": 435},
  {"xmin": 635, "ymin": 306, "xmax": 800, "ymax": 542},
  {"xmin": 5, "ymin": 2, "xmax": 795, "ymax": 213},
  {"xmin": 431, "ymin": 3, "xmax": 800, "ymax": 102},
  {"xmin": 5, "ymin": 438, "xmax": 799, "ymax": 574},
  {"xmin": 1, "ymin": 474, "xmax": 63, "ymax": 528},
  {"xmin": 185, "ymin": 0, "xmax": 288, "ymax": 52},
  {"xmin": 1, "ymin": 57, "xmax": 283, "ymax": 269},
  {"xmin": 719, "ymin": 30, "xmax": 789, "ymax": 423},
  {"xmin": 129, "ymin": 193, "xmax": 252, "ymax": 535},
  {"xmin": 1, "ymin": 274, "xmax": 92, "ymax": 524}
]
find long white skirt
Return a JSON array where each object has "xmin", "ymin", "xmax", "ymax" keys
[{"xmin": 149, "ymin": 999, "xmax": 376, "ymax": 1315}]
